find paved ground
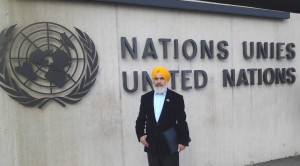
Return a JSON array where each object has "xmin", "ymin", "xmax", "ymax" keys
[{"xmin": 249, "ymin": 155, "xmax": 300, "ymax": 166}]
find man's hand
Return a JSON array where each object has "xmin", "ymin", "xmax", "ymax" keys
[
  {"xmin": 178, "ymin": 144, "xmax": 185, "ymax": 152},
  {"xmin": 139, "ymin": 135, "xmax": 149, "ymax": 147}
]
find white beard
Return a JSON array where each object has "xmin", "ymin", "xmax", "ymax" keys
[{"xmin": 154, "ymin": 84, "xmax": 167, "ymax": 94}]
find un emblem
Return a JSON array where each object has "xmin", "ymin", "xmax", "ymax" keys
[{"xmin": 0, "ymin": 22, "xmax": 99, "ymax": 108}]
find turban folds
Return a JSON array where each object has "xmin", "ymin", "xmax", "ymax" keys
[{"xmin": 151, "ymin": 66, "xmax": 171, "ymax": 82}]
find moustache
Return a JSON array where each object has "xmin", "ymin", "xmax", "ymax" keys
[{"xmin": 155, "ymin": 84, "xmax": 163, "ymax": 87}]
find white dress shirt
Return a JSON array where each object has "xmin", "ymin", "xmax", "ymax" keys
[{"xmin": 153, "ymin": 90, "xmax": 167, "ymax": 122}]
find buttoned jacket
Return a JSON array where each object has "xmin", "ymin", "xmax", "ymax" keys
[{"xmin": 135, "ymin": 89, "xmax": 190, "ymax": 155}]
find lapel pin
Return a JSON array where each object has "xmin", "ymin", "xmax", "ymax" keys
[{"xmin": 166, "ymin": 99, "xmax": 170, "ymax": 102}]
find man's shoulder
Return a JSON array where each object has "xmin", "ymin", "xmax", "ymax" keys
[
  {"xmin": 141, "ymin": 90, "xmax": 154, "ymax": 98},
  {"xmin": 167, "ymin": 89, "xmax": 183, "ymax": 97}
]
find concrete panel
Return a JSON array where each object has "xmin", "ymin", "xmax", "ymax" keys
[{"xmin": 0, "ymin": 1, "xmax": 123, "ymax": 166}]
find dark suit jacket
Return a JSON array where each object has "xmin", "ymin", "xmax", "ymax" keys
[{"xmin": 135, "ymin": 89, "xmax": 190, "ymax": 155}]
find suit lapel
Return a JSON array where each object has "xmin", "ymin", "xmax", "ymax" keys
[
  {"xmin": 148, "ymin": 91, "xmax": 157, "ymax": 123},
  {"xmin": 157, "ymin": 89, "xmax": 170, "ymax": 123}
]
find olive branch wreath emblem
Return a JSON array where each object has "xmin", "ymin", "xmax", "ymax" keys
[{"xmin": 0, "ymin": 24, "xmax": 98, "ymax": 109}]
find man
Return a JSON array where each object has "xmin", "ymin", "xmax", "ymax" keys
[{"xmin": 135, "ymin": 66, "xmax": 191, "ymax": 166}]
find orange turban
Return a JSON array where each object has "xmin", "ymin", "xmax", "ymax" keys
[{"xmin": 151, "ymin": 66, "xmax": 171, "ymax": 82}]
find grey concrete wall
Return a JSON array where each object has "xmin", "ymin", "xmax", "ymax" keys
[{"xmin": 0, "ymin": 0, "xmax": 300, "ymax": 166}]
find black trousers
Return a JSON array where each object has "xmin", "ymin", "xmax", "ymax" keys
[{"xmin": 147, "ymin": 153, "xmax": 179, "ymax": 166}]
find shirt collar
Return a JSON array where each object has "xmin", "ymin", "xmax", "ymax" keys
[{"xmin": 154, "ymin": 89, "xmax": 167, "ymax": 95}]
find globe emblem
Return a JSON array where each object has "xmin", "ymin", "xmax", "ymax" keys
[{"xmin": 9, "ymin": 22, "xmax": 86, "ymax": 95}]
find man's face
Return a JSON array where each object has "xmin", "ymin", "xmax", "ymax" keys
[{"xmin": 153, "ymin": 73, "xmax": 167, "ymax": 93}]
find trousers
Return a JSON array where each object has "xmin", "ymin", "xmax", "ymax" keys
[{"xmin": 147, "ymin": 152, "xmax": 179, "ymax": 166}]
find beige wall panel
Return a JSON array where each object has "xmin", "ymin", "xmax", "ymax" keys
[{"xmin": 1, "ymin": 1, "xmax": 123, "ymax": 166}]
